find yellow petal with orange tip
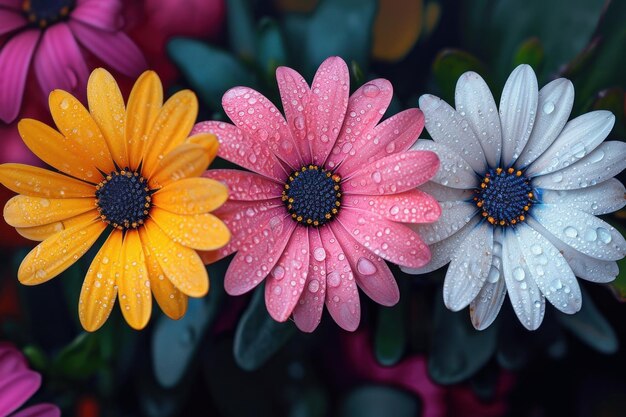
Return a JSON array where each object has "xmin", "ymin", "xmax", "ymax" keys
[
  {"xmin": 79, "ymin": 230, "xmax": 123, "ymax": 332},
  {"xmin": 148, "ymin": 143, "xmax": 209, "ymax": 189},
  {"xmin": 117, "ymin": 229, "xmax": 152, "ymax": 330},
  {"xmin": 49, "ymin": 90, "xmax": 115, "ymax": 174},
  {"xmin": 185, "ymin": 133, "xmax": 219, "ymax": 164},
  {"xmin": 140, "ymin": 219, "xmax": 209, "ymax": 297},
  {"xmin": 87, "ymin": 68, "xmax": 128, "ymax": 168},
  {"xmin": 18, "ymin": 219, "xmax": 106, "ymax": 285},
  {"xmin": 126, "ymin": 70, "xmax": 163, "ymax": 170},
  {"xmin": 372, "ymin": 0, "xmax": 423, "ymax": 62},
  {"xmin": 142, "ymin": 90, "xmax": 198, "ymax": 178},
  {"xmin": 143, "ymin": 238, "xmax": 188, "ymax": 320},
  {"xmin": 152, "ymin": 177, "xmax": 227, "ymax": 215},
  {"xmin": 149, "ymin": 207, "xmax": 230, "ymax": 251},
  {"xmin": 4, "ymin": 195, "xmax": 95, "ymax": 228},
  {"xmin": 0, "ymin": 163, "xmax": 94, "ymax": 198},
  {"xmin": 16, "ymin": 210, "xmax": 100, "ymax": 241},
  {"xmin": 18, "ymin": 118, "xmax": 101, "ymax": 183}
]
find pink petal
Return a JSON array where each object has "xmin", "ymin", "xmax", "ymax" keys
[
  {"xmin": 33, "ymin": 23, "xmax": 89, "ymax": 97},
  {"xmin": 276, "ymin": 66, "xmax": 312, "ymax": 163},
  {"xmin": 0, "ymin": 29, "xmax": 40, "ymax": 123},
  {"xmin": 293, "ymin": 228, "xmax": 327, "ymax": 332},
  {"xmin": 68, "ymin": 21, "xmax": 146, "ymax": 77},
  {"xmin": 337, "ymin": 207, "xmax": 430, "ymax": 269},
  {"xmin": 70, "ymin": 0, "xmax": 123, "ymax": 31},
  {"xmin": 343, "ymin": 190, "xmax": 441, "ymax": 224},
  {"xmin": 0, "ymin": 369, "xmax": 41, "ymax": 416},
  {"xmin": 0, "ymin": 346, "xmax": 27, "ymax": 378},
  {"xmin": 11, "ymin": 404, "xmax": 61, "ymax": 417},
  {"xmin": 200, "ymin": 199, "xmax": 285, "ymax": 264},
  {"xmin": 341, "ymin": 150, "xmax": 439, "ymax": 195},
  {"xmin": 0, "ymin": 0, "xmax": 21, "ymax": 9},
  {"xmin": 306, "ymin": 57, "xmax": 349, "ymax": 166},
  {"xmin": 265, "ymin": 226, "xmax": 310, "ymax": 322},
  {"xmin": 203, "ymin": 169, "xmax": 283, "ymax": 201},
  {"xmin": 326, "ymin": 78, "xmax": 393, "ymax": 169},
  {"xmin": 224, "ymin": 214, "xmax": 296, "ymax": 295},
  {"xmin": 0, "ymin": 9, "xmax": 25, "ymax": 36},
  {"xmin": 335, "ymin": 108, "xmax": 424, "ymax": 174},
  {"xmin": 321, "ymin": 225, "xmax": 361, "ymax": 331},
  {"xmin": 332, "ymin": 223, "xmax": 399, "ymax": 306},
  {"xmin": 192, "ymin": 121, "xmax": 288, "ymax": 181},
  {"xmin": 221, "ymin": 86, "xmax": 303, "ymax": 169}
]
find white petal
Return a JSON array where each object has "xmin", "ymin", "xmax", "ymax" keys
[
  {"xmin": 470, "ymin": 265, "xmax": 507, "ymax": 330},
  {"xmin": 455, "ymin": 71, "xmax": 502, "ymax": 167},
  {"xmin": 514, "ymin": 223, "xmax": 581, "ymax": 314},
  {"xmin": 516, "ymin": 78, "xmax": 574, "ymax": 168},
  {"xmin": 412, "ymin": 201, "xmax": 477, "ymax": 244},
  {"xmin": 526, "ymin": 110, "xmax": 615, "ymax": 177},
  {"xmin": 418, "ymin": 181, "xmax": 475, "ymax": 202},
  {"xmin": 499, "ymin": 64, "xmax": 538, "ymax": 167},
  {"xmin": 419, "ymin": 94, "xmax": 487, "ymax": 174},
  {"xmin": 402, "ymin": 216, "xmax": 480, "ymax": 275},
  {"xmin": 502, "ymin": 230, "xmax": 545, "ymax": 330},
  {"xmin": 540, "ymin": 178, "xmax": 626, "ymax": 215},
  {"xmin": 533, "ymin": 141, "xmax": 626, "ymax": 190},
  {"xmin": 527, "ymin": 217, "xmax": 619, "ymax": 283},
  {"xmin": 531, "ymin": 204, "xmax": 626, "ymax": 261},
  {"xmin": 411, "ymin": 139, "xmax": 478, "ymax": 189},
  {"xmin": 443, "ymin": 221, "xmax": 493, "ymax": 311}
]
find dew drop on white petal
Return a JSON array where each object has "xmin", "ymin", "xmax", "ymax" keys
[
  {"xmin": 512, "ymin": 267, "xmax": 525, "ymax": 281},
  {"xmin": 542, "ymin": 101, "xmax": 555, "ymax": 115}
]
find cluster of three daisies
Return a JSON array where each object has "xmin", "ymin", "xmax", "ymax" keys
[{"xmin": 1, "ymin": 57, "xmax": 624, "ymax": 334}]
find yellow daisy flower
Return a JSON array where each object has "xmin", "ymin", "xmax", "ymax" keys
[{"xmin": 0, "ymin": 68, "xmax": 230, "ymax": 331}]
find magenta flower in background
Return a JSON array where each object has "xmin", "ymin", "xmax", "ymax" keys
[
  {"xmin": 0, "ymin": 343, "xmax": 59, "ymax": 417},
  {"xmin": 0, "ymin": 0, "xmax": 147, "ymax": 123},
  {"xmin": 195, "ymin": 56, "xmax": 441, "ymax": 332}
]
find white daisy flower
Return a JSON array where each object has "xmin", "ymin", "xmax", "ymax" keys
[{"xmin": 406, "ymin": 64, "xmax": 626, "ymax": 330}]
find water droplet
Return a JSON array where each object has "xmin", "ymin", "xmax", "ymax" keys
[
  {"xmin": 356, "ymin": 258, "xmax": 377, "ymax": 275},
  {"xmin": 272, "ymin": 265, "xmax": 285, "ymax": 280},
  {"xmin": 597, "ymin": 227, "xmax": 612, "ymax": 244},
  {"xmin": 487, "ymin": 266, "xmax": 500, "ymax": 283},
  {"xmin": 389, "ymin": 205, "xmax": 400, "ymax": 215},
  {"xmin": 362, "ymin": 83, "xmax": 381, "ymax": 98},
  {"xmin": 371, "ymin": 171, "xmax": 382, "ymax": 183},
  {"xmin": 273, "ymin": 285, "xmax": 282, "ymax": 295},
  {"xmin": 327, "ymin": 272, "xmax": 341, "ymax": 287},
  {"xmin": 564, "ymin": 226, "xmax": 578, "ymax": 238},
  {"xmin": 313, "ymin": 247, "xmax": 326, "ymax": 261},
  {"xmin": 512, "ymin": 267, "xmax": 525, "ymax": 281},
  {"xmin": 308, "ymin": 279, "xmax": 320, "ymax": 293},
  {"xmin": 294, "ymin": 115, "xmax": 305, "ymax": 130},
  {"xmin": 530, "ymin": 244, "xmax": 543, "ymax": 255},
  {"xmin": 542, "ymin": 101, "xmax": 555, "ymax": 114},
  {"xmin": 583, "ymin": 228, "xmax": 597, "ymax": 242}
]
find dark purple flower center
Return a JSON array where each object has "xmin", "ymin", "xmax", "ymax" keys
[
  {"xmin": 22, "ymin": 0, "xmax": 75, "ymax": 28},
  {"xmin": 95, "ymin": 170, "xmax": 153, "ymax": 230},
  {"xmin": 282, "ymin": 165, "xmax": 342, "ymax": 227}
]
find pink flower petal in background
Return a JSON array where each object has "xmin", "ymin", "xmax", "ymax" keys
[
  {"xmin": 0, "ymin": 344, "xmax": 27, "ymax": 377},
  {"xmin": 71, "ymin": 0, "xmax": 123, "ymax": 31},
  {"xmin": 11, "ymin": 404, "xmax": 61, "ymax": 417},
  {"xmin": 0, "ymin": 0, "xmax": 21, "ymax": 9},
  {"xmin": 0, "ymin": 369, "xmax": 41, "ymax": 416},
  {"xmin": 0, "ymin": 8, "xmax": 25, "ymax": 36}
]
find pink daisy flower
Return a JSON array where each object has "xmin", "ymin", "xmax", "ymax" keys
[
  {"xmin": 194, "ymin": 57, "xmax": 441, "ymax": 332},
  {"xmin": 0, "ymin": 0, "xmax": 147, "ymax": 123},
  {"xmin": 0, "ymin": 343, "xmax": 60, "ymax": 417}
]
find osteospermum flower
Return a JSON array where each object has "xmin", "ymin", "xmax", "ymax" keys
[
  {"xmin": 0, "ymin": 343, "xmax": 59, "ymax": 417},
  {"xmin": 0, "ymin": 68, "xmax": 230, "ymax": 331},
  {"xmin": 194, "ymin": 57, "xmax": 440, "ymax": 332},
  {"xmin": 405, "ymin": 64, "xmax": 626, "ymax": 330},
  {"xmin": 0, "ymin": 0, "xmax": 147, "ymax": 123}
]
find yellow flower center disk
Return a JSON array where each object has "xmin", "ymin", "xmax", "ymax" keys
[
  {"xmin": 282, "ymin": 165, "xmax": 342, "ymax": 227},
  {"xmin": 95, "ymin": 170, "xmax": 152, "ymax": 230},
  {"xmin": 22, "ymin": 0, "xmax": 74, "ymax": 28},
  {"xmin": 474, "ymin": 167, "xmax": 535, "ymax": 227}
]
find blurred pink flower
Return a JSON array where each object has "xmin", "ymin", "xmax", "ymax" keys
[
  {"xmin": 0, "ymin": 343, "xmax": 59, "ymax": 417},
  {"xmin": 0, "ymin": 0, "xmax": 147, "ymax": 123},
  {"xmin": 195, "ymin": 56, "xmax": 440, "ymax": 332}
]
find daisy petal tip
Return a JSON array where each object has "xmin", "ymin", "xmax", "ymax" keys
[
  {"xmin": 294, "ymin": 319, "xmax": 319, "ymax": 334},
  {"xmin": 418, "ymin": 94, "xmax": 442, "ymax": 112}
]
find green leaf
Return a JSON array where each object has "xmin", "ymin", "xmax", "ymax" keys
[
  {"xmin": 52, "ymin": 332, "xmax": 105, "ymax": 379},
  {"xmin": 513, "ymin": 37, "xmax": 544, "ymax": 70},
  {"xmin": 339, "ymin": 386, "xmax": 419, "ymax": 417},
  {"xmin": 432, "ymin": 49, "xmax": 488, "ymax": 104},
  {"xmin": 226, "ymin": 0, "xmax": 257, "ymax": 62},
  {"xmin": 22, "ymin": 344, "xmax": 48, "ymax": 371},
  {"xmin": 256, "ymin": 19, "xmax": 288, "ymax": 88},
  {"xmin": 168, "ymin": 38, "xmax": 257, "ymax": 110},
  {"xmin": 374, "ymin": 301, "xmax": 406, "ymax": 367},
  {"xmin": 234, "ymin": 285, "xmax": 296, "ymax": 371},
  {"xmin": 428, "ymin": 291, "xmax": 497, "ymax": 384}
]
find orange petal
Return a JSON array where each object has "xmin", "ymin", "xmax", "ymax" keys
[
  {"xmin": 49, "ymin": 90, "xmax": 115, "ymax": 174},
  {"xmin": 372, "ymin": 0, "xmax": 423, "ymax": 62},
  {"xmin": 18, "ymin": 118, "xmax": 102, "ymax": 182},
  {"xmin": 185, "ymin": 133, "xmax": 219, "ymax": 164},
  {"xmin": 143, "ymin": 240, "xmax": 188, "ymax": 320},
  {"xmin": 152, "ymin": 177, "xmax": 227, "ymax": 215},
  {"xmin": 4, "ymin": 195, "xmax": 95, "ymax": 227},
  {"xmin": 16, "ymin": 210, "xmax": 99, "ymax": 241},
  {"xmin": 126, "ymin": 71, "xmax": 163, "ymax": 170},
  {"xmin": 87, "ymin": 68, "xmax": 128, "ymax": 168},
  {"xmin": 148, "ymin": 143, "xmax": 209, "ymax": 189},
  {"xmin": 0, "ymin": 163, "xmax": 94, "ymax": 198},
  {"xmin": 18, "ymin": 219, "xmax": 106, "ymax": 285},
  {"xmin": 150, "ymin": 207, "xmax": 230, "ymax": 251},
  {"xmin": 79, "ymin": 230, "xmax": 122, "ymax": 332},
  {"xmin": 142, "ymin": 90, "xmax": 198, "ymax": 178},
  {"xmin": 141, "ymin": 219, "xmax": 209, "ymax": 297},
  {"xmin": 117, "ymin": 229, "xmax": 152, "ymax": 330}
]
